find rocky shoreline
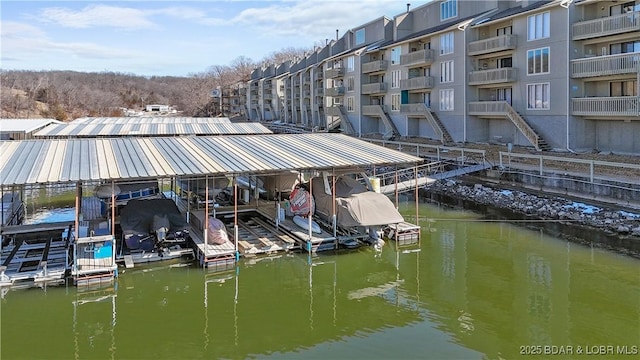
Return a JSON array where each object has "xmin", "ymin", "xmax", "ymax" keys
[{"xmin": 421, "ymin": 179, "xmax": 640, "ymax": 256}]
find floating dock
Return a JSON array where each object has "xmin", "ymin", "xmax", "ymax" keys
[{"xmin": 0, "ymin": 222, "xmax": 72, "ymax": 288}]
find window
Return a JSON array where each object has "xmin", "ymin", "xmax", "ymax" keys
[
  {"xmin": 498, "ymin": 57, "xmax": 513, "ymax": 68},
  {"xmin": 346, "ymin": 76, "xmax": 355, "ymax": 92},
  {"xmin": 527, "ymin": 83, "xmax": 550, "ymax": 109},
  {"xmin": 355, "ymin": 29, "xmax": 365, "ymax": 45},
  {"xmin": 497, "ymin": 26, "xmax": 512, "ymax": 36},
  {"xmin": 527, "ymin": 47, "xmax": 549, "ymax": 75},
  {"xmin": 609, "ymin": 41, "xmax": 640, "ymax": 55},
  {"xmin": 346, "ymin": 56, "xmax": 355, "ymax": 72},
  {"xmin": 391, "ymin": 46, "xmax": 401, "ymax": 65},
  {"xmin": 440, "ymin": 0, "xmax": 457, "ymax": 21},
  {"xmin": 346, "ymin": 96, "xmax": 355, "ymax": 112},
  {"xmin": 391, "ymin": 94, "xmax": 401, "ymax": 111},
  {"xmin": 439, "ymin": 89, "xmax": 454, "ymax": 111},
  {"xmin": 440, "ymin": 60, "xmax": 454, "ymax": 83},
  {"xmin": 496, "ymin": 88, "xmax": 512, "ymax": 105},
  {"xmin": 391, "ymin": 70, "xmax": 401, "ymax": 88},
  {"xmin": 440, "ymin": 32, "xmax": 454, "ymax": 55},
  {"xmin": 527, "ymin": 12, "xmax": 550, "ymax": 41},
  {"xmin": 611, "ymin": 80, "xmax": 637, "ymax": 96}
]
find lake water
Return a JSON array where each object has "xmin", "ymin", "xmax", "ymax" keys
[{"xmin": 1, "ymin": 201, "xmax": 639, "ymax": 359}]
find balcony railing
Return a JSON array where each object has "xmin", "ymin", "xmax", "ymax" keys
[
  {"xmin": 573, "ymin": 11, "xmax": 640, "ymax": 40},
  {"xmin": 362, "ymin": 105, "xmax": 385, "ymax": 116},
  {"xmin": 362, "ymin": 60, "xmax": 388, "ymax": 73},
  {"xmin": 467, "ymin": 101, "xmax": 508, "ymax": 116},
  {"xmin": 571, "ymin": 53, "xmax": 640, "ymax": 78},
  {"xmin": 572, "ymin": 97, "xmax": 640, "ymax": 117},
  {"xmin": 314, "ymin": 88, "xmax": 324, "ymax": 96},
  {"xmin": 362, "ymin": 82, "xmax": 387, "ymax": 95},
  {"xmin": 400, "ymin": 49, "xmax": 435, "ymax": 67},
  {"xmin": 324, "ymin": 86, "xmax": 345, "ymax": 97},
  {"xmin": 468, "ymin": 68, "xmax": 517, "ymax": 85},
  {"xmin": 263, "ymin": 93, "xmax": 273, "ymax": 100},
  {"xmin": 303, "ymin": 90, "xmax": 311, "ymax": 98},
  {"xmin": 325, "ymin": 106, "xmax": 342, "ymax": 116},
  {"xmin": 325, "ymin": 67, "xmax": 345, "ymax": 79},
  {"xmin": 400, "ymin": 76, "xmax": 435, "ymax": 91},
  {"xmin": 467, "ymin": 34, "xmax": 517, "ymax": 56},
  {"xmin": 400, "ymin": 103, "xmax": 428, "ymax": 114}
]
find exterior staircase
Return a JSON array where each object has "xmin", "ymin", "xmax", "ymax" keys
[
  {"xmin": 325, "ymin": 106, "xmax": 355, "ymax": 135},
  {"xmin": 503, "ymin": 102, "xmax": 551, "ymax": 151},
  {"xmin": 415, "ymin": 104, "xmax": 453, "ymax": 144},
  {"xmin": 399, "ymin": 103, "xmax": 452, "ymax": 144}
]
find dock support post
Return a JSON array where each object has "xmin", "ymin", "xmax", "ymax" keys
[
  {"xmin": 204, "ymin": 176, "xmax": 209, "ymax": 268},
  {"xmin": 234, "ymin": 175, "xmax": 239, "ymax": 259},
  {"xmin": 394, "ymin": 166, "xmax": 399, "ymax": 209},
  {"xmin": 308, "ymin": 175, "xmax": 313, "ymax": 243}
]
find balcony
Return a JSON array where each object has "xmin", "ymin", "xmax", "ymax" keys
[
  {"xmin": 468, "ymin": 68, "xmax": 517, "ymax": 86},
  {"xmin": 314, "ymin": 88, "xmax": 324, "ymax": 96},
  {"xmin": 400, "ymin": 49, "xmax": 435, "ymax": 67},
  {"xmin": 303, "ymin": 89, "xmax": 311, "ymax": 98},
  {"xmin": 263, "ymin": 93, "xmax": 273, "ymax": 100},
  {"xmin": 362, "ymin": 105, "xmax": 385, "ymax": 116},
  {"xmin": 400, "ymin": 103, "xmax": 428, "ymax": 114},
  {"xmin": 362, "ymin": 60, "xmax": 388, "ymax": 74},
  {"xmin": 572, "ymin": 97, "xmax": 639, "ymax": 117},
  {"xmin": 467, "ymin": 101, "xmax": 508, "ymax": 116},
  {"xmin": 325, "ymin": 106, "xmax": 342, "ymax": 116},
  {"xmin": 573, "ymin": 11, "xmax": 640, "ymax": 41},
  {"xmin": 400, "ymin": 76, "xmax": 434, "ymax": 91},
  {"xmin": 362, "ymin": 82, "xmax": 387, "ymax": 95},
  {"xmin": 467, "ymin": 35, "xmax": 517, "ymax": 56},
  {"xmin": 325, "ymin": 67, "xmax": 345, "ymax": 79},
  {"xmin": 571, "ymin": 53, "xmax": 640, "ymax": 78},
  {"xmin": 324, "ymin": 86, "xmax": 345, "ymax": 97}
]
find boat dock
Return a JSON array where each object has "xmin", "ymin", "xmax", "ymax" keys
[
  {"xmin": 0, "ymin": 222, "xmax": 72, "ymax": 287},
  {"xmin": 0, "ymin": 132, "xmax": 426, "ymax": 288}
]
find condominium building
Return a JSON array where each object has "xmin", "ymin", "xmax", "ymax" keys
[{"xmin": 243, "ymin": 0, "xmax": 640, "ymax": 154}]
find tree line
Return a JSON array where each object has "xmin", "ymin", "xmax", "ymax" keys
[{"xmin": 1, "ymin": 47, "xmax": 310, "ymax": 120}]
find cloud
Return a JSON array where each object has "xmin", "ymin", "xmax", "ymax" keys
[
  {"xmin": 37, "ymin": 4, "xmax": 156, "ymax": 30},
  {"xmin": 229, "ymin": 1, "xmax": 405, "ymax": 39},
  {"xmin": 1, "ymin": 21, "xmax": 139, "ymax": 61}
]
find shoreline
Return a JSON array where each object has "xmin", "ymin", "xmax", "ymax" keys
[{"xmin": 420, "ymin": 179, "xmax": 640, "ymax": 259}]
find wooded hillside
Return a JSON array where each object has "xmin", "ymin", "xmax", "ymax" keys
[{"xmin": 1, "ymin": 48, "xmax": 309, "ymax": 120}]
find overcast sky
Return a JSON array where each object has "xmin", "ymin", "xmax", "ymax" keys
[{"xmin": 1, "ymin": 0, "xmax": 426, "ymax": 77}]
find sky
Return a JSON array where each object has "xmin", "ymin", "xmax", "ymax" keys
[{"xmin": 1, "ymin": 0, "xmax": 425, "ymax": 77}]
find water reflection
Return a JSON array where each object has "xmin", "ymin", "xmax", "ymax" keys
[{"xmin": 1, "ymin": 202, "xmax": 638, "ymax": 359}]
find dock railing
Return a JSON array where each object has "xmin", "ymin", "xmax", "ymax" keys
[
  {"xmin": 498, "ymin": 152, "xmax": 640, "ymax": 183},
  {"xmin": 363, "ymin": 138, "xmax": 487, "ymax": 166}
]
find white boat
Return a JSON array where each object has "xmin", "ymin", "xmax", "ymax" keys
[{"xmin": 293, "ymin": 215, "xmax": 321, "ymax": 234}]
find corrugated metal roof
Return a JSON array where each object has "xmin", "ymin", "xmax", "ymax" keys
[
  {"xmin": 0, "ymin": 119, "xmax": 63, "ymax": 133},
  {"xmin": 69, "ymin": 117, "xmax": 232, "ymax": 125},
  {"xmin": 33, "ymin": 122, "xmax": 272, "ymax": 137},
  {"xmin": 0, "ymin": 133, "xmax": 422, "ymax": 186}
]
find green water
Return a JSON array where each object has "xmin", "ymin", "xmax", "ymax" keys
[{"xmin": 1, "ymin": 202, "xmax": 639, "ymax": 359}]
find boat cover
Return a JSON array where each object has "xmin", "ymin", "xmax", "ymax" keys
[
  {"xmin": 120, "ymin": 198, "xmax": 186, "ymax": 236},
  {"xmin": 311, "ymin": 176, "xmax": 404, "ymax": 227}
]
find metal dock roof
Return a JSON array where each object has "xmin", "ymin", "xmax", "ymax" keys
[
  {"xmin": 0, "ymin": 118, "xmax": 63, "ymax": 133},
  {"xmin": 33, "ymin": 122, "xmax": 272, "ymax": 137},
  {"xmin": 69, "ymin": 117, "xmax": 232, "ymax": 124},
  {"xmin": 0, "ymin": 133, "xmax": 422, "ymax": 186}
]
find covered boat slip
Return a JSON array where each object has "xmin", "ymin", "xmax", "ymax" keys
[
  {"xmin": 0, "ymin": 133, "xmax": 422, "ymax": 281},
  {"xmin": 0, "ymin": 220, "xmax": 75, "ymax": 287}
]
